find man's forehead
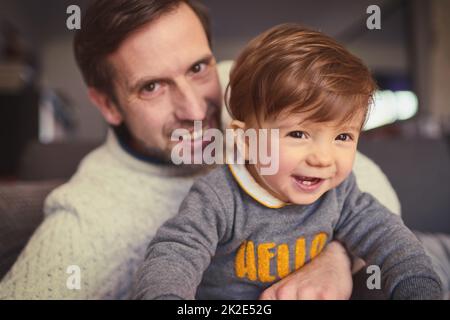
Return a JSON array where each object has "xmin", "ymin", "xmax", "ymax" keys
[{"xmin": 108, "ymin": 3, "xmax": 211, "ymax": 87}]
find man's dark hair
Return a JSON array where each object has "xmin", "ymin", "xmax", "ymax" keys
[{"xmin": 74, "ymin": 0, "xmax": 211, "ymax": 102}]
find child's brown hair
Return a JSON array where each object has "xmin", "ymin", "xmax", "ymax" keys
[{"xmin": 226, "ymin": 23, "xmax": 377, "ymax": 129}]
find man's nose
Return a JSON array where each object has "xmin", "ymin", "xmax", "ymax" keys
[
  {"xmin": 305, "ymin": 144, "xmax": 333, "ymax": 168},
  {"xmin": 173, "ymin": 78, "xmax": 207, "ymax": 121}
]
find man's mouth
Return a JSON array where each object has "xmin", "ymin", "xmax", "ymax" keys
[
  {"xmin": 174, "ymin": 117, "xmax": 218, "ymax": 153},
  {"xmin": 171, "ymin": 101, "xmax": 221, "ymax": 143},
  {"xmin": 292, "ymin": 175, "xmax": 325, "ymax": 192},
  {"xmin": 178, "ymin": 124, "xmax": 210, "ymax": 142}
]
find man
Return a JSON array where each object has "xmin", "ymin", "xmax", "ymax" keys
[{"xmin": 0, "ymin": 0, "xmax": 404, "ymax": 299}]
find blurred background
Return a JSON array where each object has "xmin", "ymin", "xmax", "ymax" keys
[{"xmin": 0, "ymin": 0, "xmax": 449, "ymax": 234}]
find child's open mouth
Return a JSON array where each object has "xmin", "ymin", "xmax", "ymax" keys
[{"xmin": 292, "ymin": 175, "xmax": 324, "ymax": 192}]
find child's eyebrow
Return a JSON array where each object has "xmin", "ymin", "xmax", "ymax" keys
[
  {"xmin": 339, "ymin": 126, "xmax": 361, "ymax": 132},
  {"xmin": 276, "ymin": 119, "xmax": 361, "ymax": 132}
]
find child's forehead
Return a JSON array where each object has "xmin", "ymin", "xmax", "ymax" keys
[{"xmin": 270, "ymin": 110, "xmax": 364, "ymax": 131}]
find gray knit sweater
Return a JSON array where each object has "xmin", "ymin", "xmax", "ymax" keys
[{"xmin": 134, "ymin": 165, "xmax": 443, "ymax": 300}]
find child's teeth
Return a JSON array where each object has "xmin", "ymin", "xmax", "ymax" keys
[{"xmin": 302, "ymin": 180, "xmax": 312, "ymax": 186}]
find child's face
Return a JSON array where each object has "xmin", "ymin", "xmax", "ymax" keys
[{"xmin": 247, "ymin": 111, "xmax": 364, "ymax": 205}]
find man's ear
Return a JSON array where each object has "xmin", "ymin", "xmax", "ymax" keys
[
  {"xmin": 229, "ymin": 119, "xmax": 250, "ymax": 161},
  {"xmin": 88, "ymin": 88, "xmax": 123, "ymax": 126}
]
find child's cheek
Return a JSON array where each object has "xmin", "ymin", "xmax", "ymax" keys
[
  {"xmin": 333, "ymin": 157, "xmax": 355, "ymax": 188},
  {"xmin": 276, "ymin": 149, "xmax": 299, "ymax": 178},
  {"xmin": 258, "ymin": 150, "xmax": 294, "ymax": 189}
]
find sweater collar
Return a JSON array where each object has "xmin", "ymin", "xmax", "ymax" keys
[
  {"xmin": 113, "ymin": 125, "xmax": 170, "ymax": 166},
  {"xmin": 106, "ymin": 129, "xmax": 209, "ymax": 178},
  {"xmin": 228, "ymin": 163, "xmax": 288, "ymax": 209}
]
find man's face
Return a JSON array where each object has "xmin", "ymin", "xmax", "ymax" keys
[
  {"xmin": 248, "ymin": 111, "xmax": 364, "ymax": 205},
  {"xmin": 107, "ymin": 3, "xmax": 222, "ymax": 161}
]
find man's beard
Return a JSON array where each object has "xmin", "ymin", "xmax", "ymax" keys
[
  {"xmin": 114, "ymin": 101, "xmax": 222, "ymax": 166},
  {"xmin": 113, "ymin": 123, "xmax": 173, "ymax": 164}
]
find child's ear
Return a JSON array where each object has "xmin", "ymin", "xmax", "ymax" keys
[
  {"xmin": 229, "ymin": 119, "xmax": 246, "ymax": 131},
  {"xmin": 229, "ymin": 120, "xmax": 251, "ymax": 162}
]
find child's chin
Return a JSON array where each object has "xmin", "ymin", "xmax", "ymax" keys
[{"xmin": 288, "ymin": 194, "xmax": 322, "ymax": 206}]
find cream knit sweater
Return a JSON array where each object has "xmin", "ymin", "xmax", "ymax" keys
[{"xmin": 0, "ymin": 131, "xmax": 206, "ymax": 299}]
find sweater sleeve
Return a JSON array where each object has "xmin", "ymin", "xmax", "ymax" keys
[
  {"xmin": 334, "ymin": 173, "xmax": 443, "ymax": 300},
  {"xmin": 0, "ymin": 204, "xmax": 147, "ymax": 300},
  {"xmin": 0, "ymin": 209, "xmax": 91, "ymax": 299},
  {"xmin": 132, "ymin": 179, "xmax": 230, "ymax": 300}
]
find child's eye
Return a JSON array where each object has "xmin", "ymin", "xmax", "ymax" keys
[
  {"xmin": 288, "ymin": 131, "xmax": 307, "ymax": 139},
  {"xmin": 335, "ymin": 133, "xmax": 353, "ymax": 141}
]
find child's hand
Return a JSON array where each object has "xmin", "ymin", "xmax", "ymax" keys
[{"xmin": 259, "ymin": 241, "xmax": 352, "ymax": 300}]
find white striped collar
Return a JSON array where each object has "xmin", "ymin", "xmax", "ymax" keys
[{"xmin": 228, "ymin": 163, "xmax": 288, "ymax": 209}]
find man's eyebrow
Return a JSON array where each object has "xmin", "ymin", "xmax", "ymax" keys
[
  {"xmin": 128, "ymin": 54, "xmax": 215, "ymax": 93},
  {"xmin": 128, "ymin": 75, "xmax": 167, "ymax": 93},
  {"xmin": 190, "ymin": 54, "xmax": 215, "ymax": 69}
]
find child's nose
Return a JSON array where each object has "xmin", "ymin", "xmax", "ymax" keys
[{"xmin": 305, "ymin": 147, "xmax": 333, "ymax": 168}]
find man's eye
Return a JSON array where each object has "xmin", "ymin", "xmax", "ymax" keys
[
  {"xmin": 336, "ymin": 133, "xmax": 352, "ymax": 141},
  {"xmin": 142, "ymin": 82, "xmax": 159, "ymax": 93},
  {"xmin": 191, "ymin": 63, "xmax": 206, "ymax": 74},
  {"xmin": 288, "ymin": 131, "xmax": 306, "ymax": 139}
]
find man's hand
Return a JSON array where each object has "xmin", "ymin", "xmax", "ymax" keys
[{"xmin": 259, "ymin": 241, "xmax": 353, "ymax": 300}]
